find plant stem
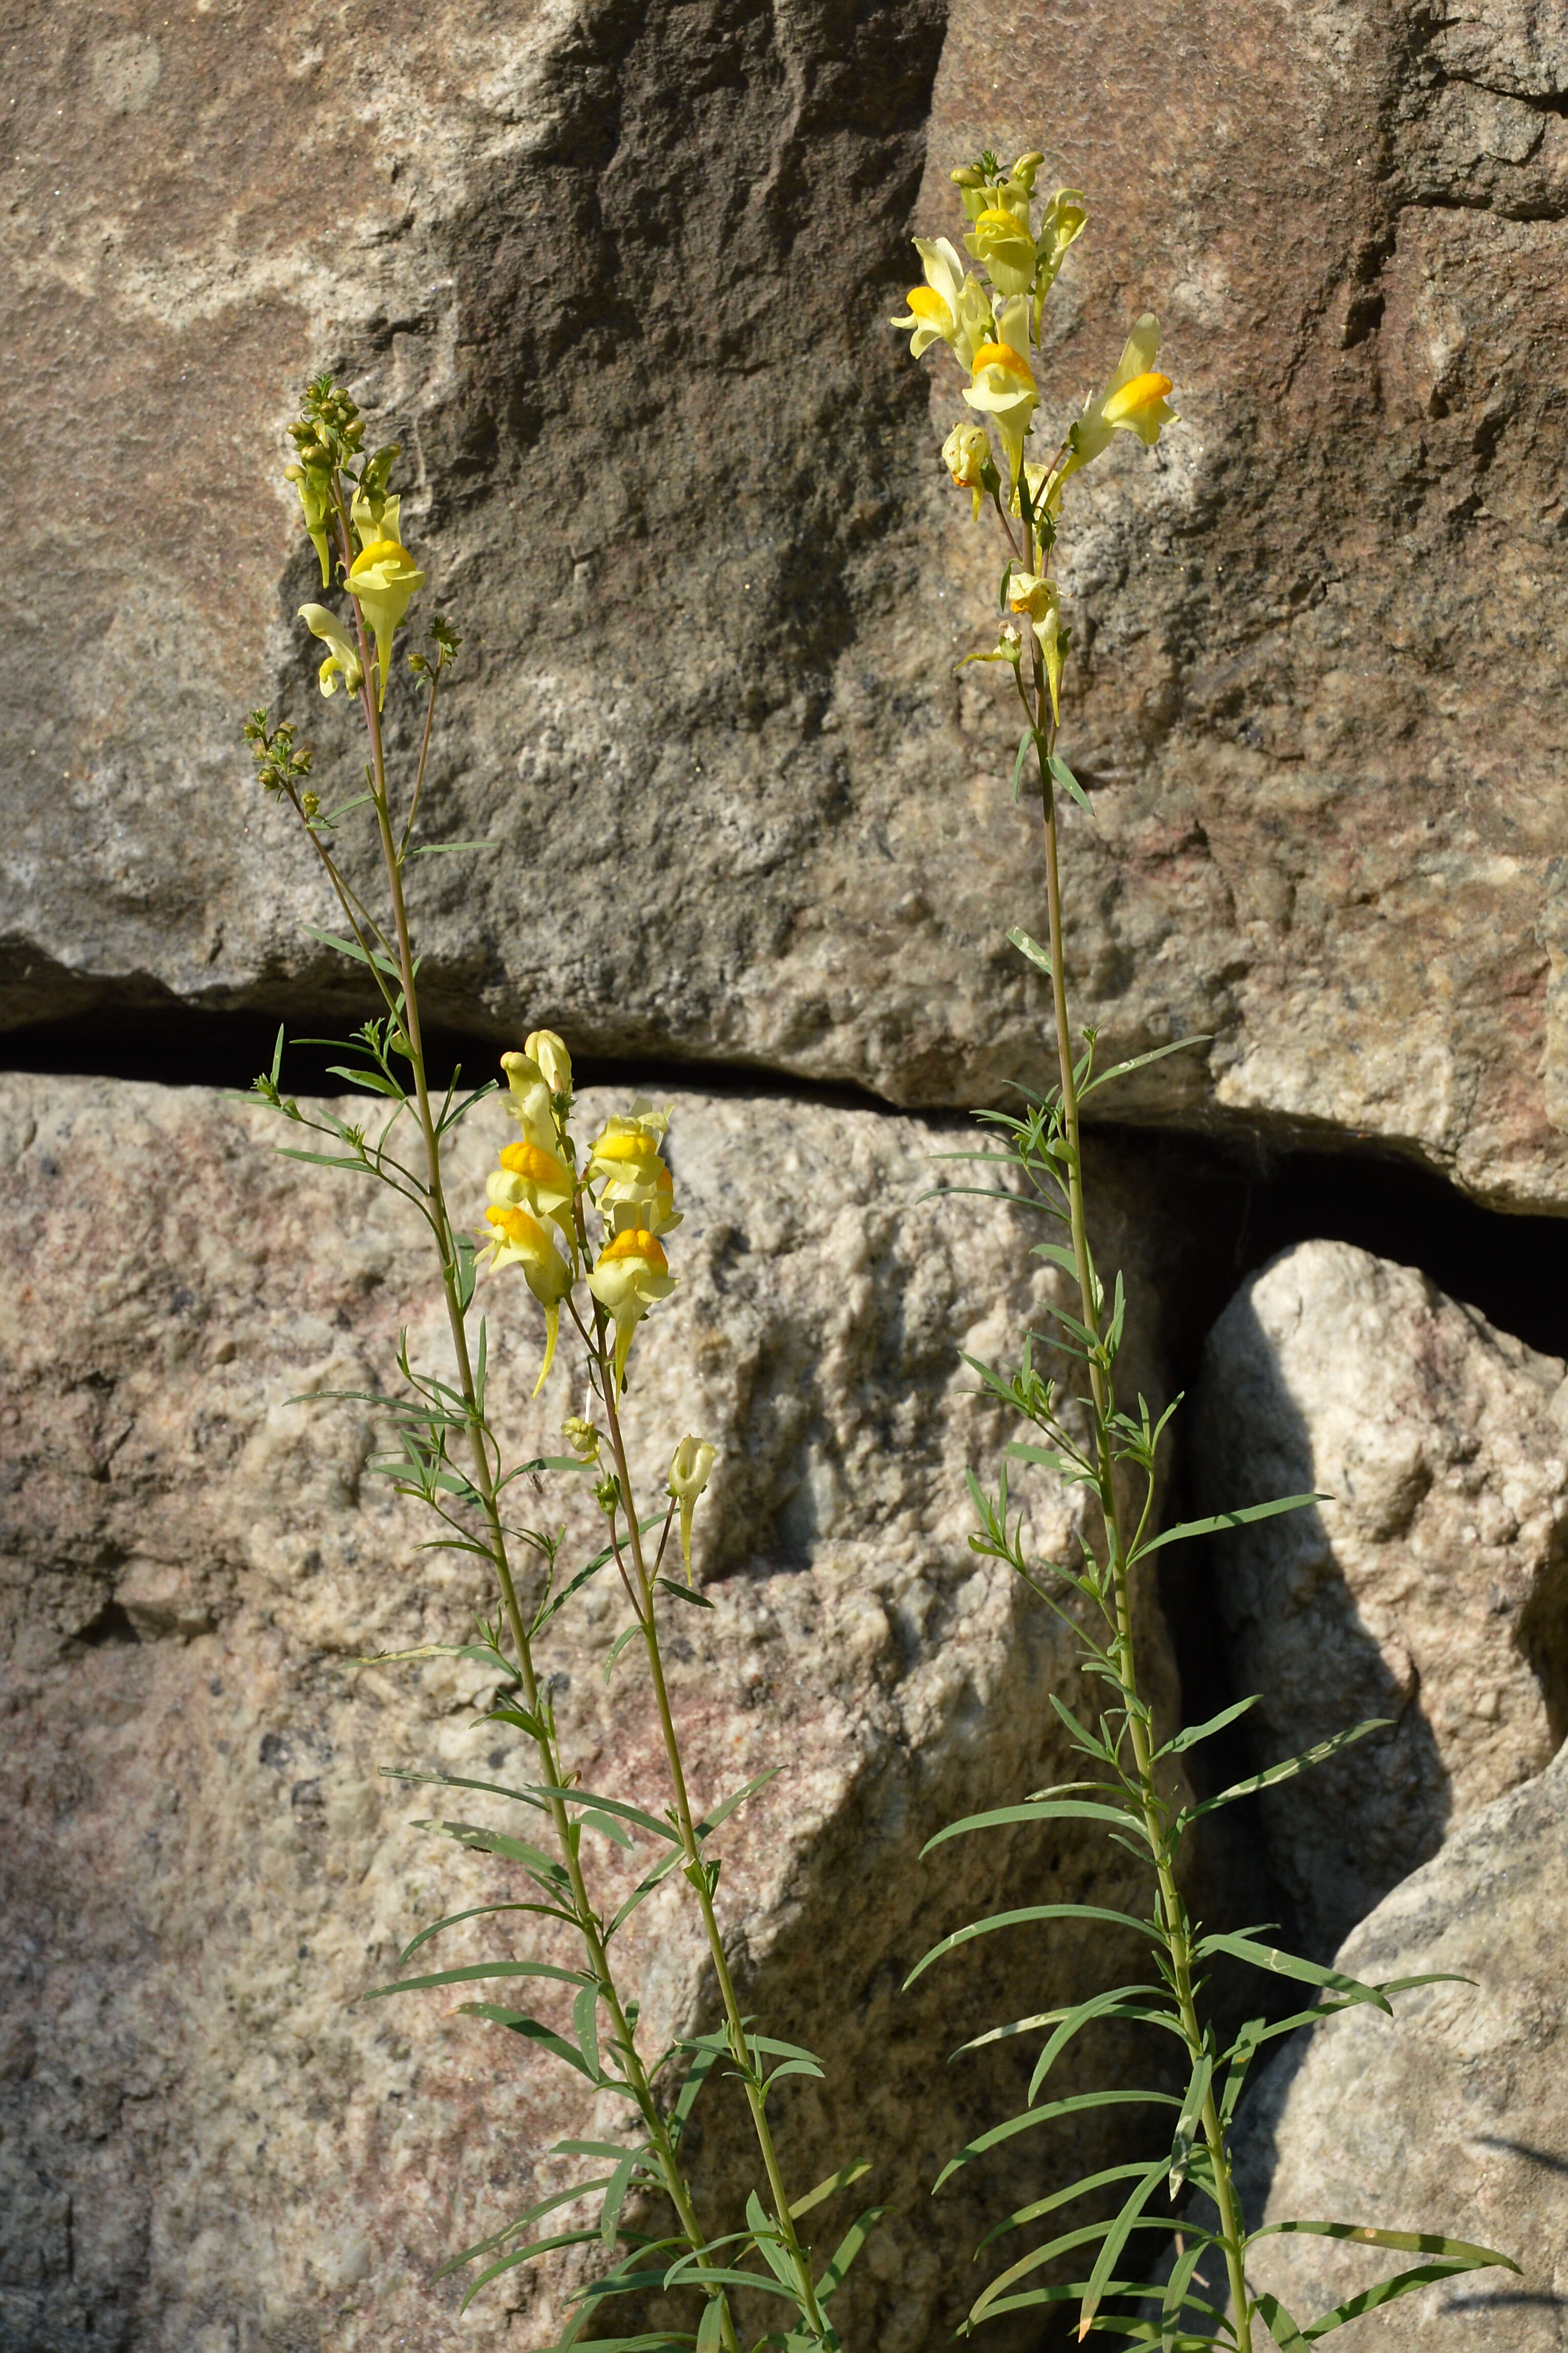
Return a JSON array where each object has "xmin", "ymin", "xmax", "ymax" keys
[
  {"xmin": 597, "ymin": 1364, "xmax": 829, "ymax": 2345},
  {"xmin": 330, "ymin": 505, "xmax": 734, "ymax": 2341},
  {"xmin": 1030, "ymin": 686, "xmax": 1253, "ymax": 2353}
]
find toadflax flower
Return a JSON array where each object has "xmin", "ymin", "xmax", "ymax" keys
[
  {"xmin": 589, "ymin": 1228, "xmax": 676, "ymax": 1391},
  {"xmin": 586, "ymin": 1105, "xmax": 681, "ymax": 1237},
  {"xmin": 500, "ymin": 1048, "xmax": 562, "ymax": 1154},
  {"xmin": 963, "ymin": 296, "xmax": 1038, "ymax": 483},
  {"xmin": 943, "ymin": 421, "xmax": 995, "ymax": 519},
  {"xmin": 489, "ymin": 1139, "xmax": 576, "ymax": 1239},
  {"xmin": 347, "ymin": 537, "xmax": 426, "ymax": 708},
  {"xmin": 297, "ymin": 604, "xmax": 364, "ymax": 698},
  {"xmin": 1056, "ymin": 314, "xmax": 1178, "ymax": 489},
  {"xmin": 963, "ymin": 187, "xmax": 1037, "ymax": 298},
  {"xmin": 668, "ymin": 1435, "xmax": 717, "ymax": 1582},
  {"xmin": 891, "ymin": 240, "xmax": 994, "ymax": 367},
  {"xmin": 284, "ymin": 460, "xmax": 335, "ymax": 586},
  {"xmin": 524, "ymin": 1028, "xmax": 573, "ymax": 1097},
  {"xmin": 483, "ymin": 1204, "xmax": 575, "ymax": 1394},
  {"xmin": 1008, "ymin": 572, "xmax": 1065, "ymax": 721}
]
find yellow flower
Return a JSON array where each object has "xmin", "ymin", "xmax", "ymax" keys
[
  {"xmin": 500, "ymin": 1049, "xmax": 560, "ymax": 1153},
  {"xmin": 297, "ymin": 603, "xmax": 364, "ymax": 698},
  {"xmin": 1033, "ymin": 189, "xmax": 1087, "ymax": 311},
  {"xmin": 891, "ymin": 240, "xmax": 993, "ymax": 368},
  {"xmin": 350, "ymin": 483, "xmax": 401, "ymax": 553},
  {"xmin": 890, "ymin": 237, "xmax": 967, "ymax": 357},
  {"xmin": 588, "ymin": 1228, "xmax": 676, "ymax": 1392},
  {"xmin": 942, "ymin": 421, "xmax": 994, "ymax": 518},
  {"xmin": 525, "ymin": 1028, "xmax": 572, "ymax": 1096},
  {"xmin": 1057, "ymin": 315, "xmax": 1178, "ymax": 489},
  {"xmin": 586, "ymin": 1105, "xmax": 682, "ymax": 1235},
  {"xmin": 491, "ymin": 1138, "xmax": 576, "ymax": 1237},
  {"xmin": 1008, "ymin": 573, "xmax": 1065, "ymax": 721},
  {"xmin": 347, "ymin": 537, "xmax": 426, "ymax": 709},
  {"xmin": 668, "ymin": 1434, "xmax": 717, "ymax": 1582},
  {"xmin": 962, "ymin": 296, "xmax": 1037, "ymax": 483},
  {"xmin": 284, "ymin": 461, "xmax": 335, "ymax": 587},
  {"xmin": 483, "ymin": 1204, "xmax": 575, "ymax": 1395},
  {"xmin": 964, "ymin": 201, "xmax": 1037, "ymax": 298}
]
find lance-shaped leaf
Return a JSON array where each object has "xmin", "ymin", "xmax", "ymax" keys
[
  {"xmin": 1177, "ymin": 1721, "xmax": 1391, "ymax": 1828},
  {"xmin": 454, "ymin": 2001, "xmax": 599, "ymax": 2078},
  {"xmin": 366, "ymin": 1957, "xmax": 594, "ymax": 1999},
  {"xmin": 1191, "ymin": 1936, "xmax": 1396, "ymax": 2010},
  {"xmin": 1128, "ymin": 1495, "xmax": 1325, "ymax": 1564},
  {"xmin": 923, "ymin": 1799, "xmax": 1144, "ymax": 1857},
  {"xmin": 817, "ymin": 2206, "xmax": 887, "ymax": 2300},
  {"xmin": 905, "ymin": 1904, "xmax": 1162, "ymax": 1991},
  {"xmin": 934, "ymin": 2090, "xmax": 1180, "ymax": 2191}
]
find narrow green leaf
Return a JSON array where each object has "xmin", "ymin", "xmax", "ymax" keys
[
  {"xmin": 1194, "ymin": 1935, "xmax": 1393, "ymax": 2010},
  {"xmin": 1254, "ymin": 2221, "xmax": 1519, "ymax": 2271},
  {"xmin": 656, "ymin": 1576, "xmax": 716, "ymax": 1609},
  {"xmin": 817, "ymin": 2208, "xmax": 886, "ymax": 2301},
  {"xmin": 1248, "ymin": 2288, "xmax": 1311, "ymax": 2353},
  {"xmin": 1028, "ymin": 1986, "xmax": 1166, "ymax": 2101},
  {"xmin": 607, "ymin": 1847, "xmax": 685, "ymax": 1938},
  {"xmin": 1131, "ymin": 1494, "xmax": 1326, "ymax": 1563},
  {"xmin": 790, "ymin": 2161, "xmax": 872, "ymax": 2221},
  {"xmin": 396, "ymin": 1901, "xmax": 547, "ymax": 1968},
  {"xmin": 696, "ymin": 2296, "xmax": 728, "ymax": 2353},
  {"xmin": 301, "ymin": 921, "xmax": 403, "ymax": 978},
  {"xmin": 433, "ymin": 2180, "xmax": 618, "ymax": 2277},
  {"xmin": 1156, "ymin": 1695, "xmax": 1260, "ymax": 1760},
  {"xmin": 923, "ymin": 1799, "xmax": 1144, "ymax": 1856},
  {"xmin": 1047, "ymin": 752, "xmax": 1094, "ymax": 814},
  {"xmin": 1180, "ymin": 1721, "xmax": 1391, "ymax": 1825},
  {"xmin": 1080, "ymin": 1034, "xmax": 1209, "ymax": 1100},
  {"xmin": 1080, "ymin": 2163, "xmax": 1167, "ymax": 2338},
  {"xmin": 409, "ymin": 838, "xmax": 498, "ymax": 856},
  {"xmin": 905, "ymin": 1904, "xmax": 1160, "ymax": 1989},
  {"xmin": 694, "ymin": 1770, "xmax": 779, "ymax": 1840},
  {"xmin": 1007, "ymin": 925, "xmax": 1054, "ymax": 979},
  {"xmin": 971, "ymin": 2207, "xmax": 1177, "ymax": 2323},
  {"xmin": 574, "ymin": 1982, "xmax": 602, "ymax": 2083},
  {"xmin": 455, "ymin": 2003, "xmax": 597, "ymax": 2076},
  {"xmin": 449, "ymin": 2227, "xmax": 601, "ymax": 2303},
  {"xmin": 1297, "ymin": 2263, "xmax": 1500, "ymax": 2338},
  {"xmin": 366, "ymin": 1958, "xmax": 593, "ymax": 1999},
  {"xmin": 974, "ymin": 2161, "xmax": 1166, "ymax": 2254},
  {"xmin": 529, "ymin": 1787, "xmax": 681, "ymax": 1844},
  {"xmin": 415, "ymin": 1819, "xmax": 569, "ymax": 1883},
  {"xmin": 1169, "ymin": 2049, "xmax": 1214, "ymax": 2194},
  {"xmin": 604, "ymin": 1622, "xmax": 645, "ymax": 1683},
  {"xmin": 934, "ymin": 2090, "xmax": 1179, "ymax": 2191},
  {"xmin": 600, "ymin": 2149, "xmax": 637, "ymax": 2248},
  {"xmin": 1163, "ymin": 2236, "xmax": 1210, "ymax": 2353}
]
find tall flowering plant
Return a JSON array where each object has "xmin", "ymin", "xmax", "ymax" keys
[
  {"xmin": 892, "ymin": 152, "xmax": 1517, "ymax": 2351},
  {"xmin": 245, "ymin": 378, "xmax": 877, "ymax": 2351}
]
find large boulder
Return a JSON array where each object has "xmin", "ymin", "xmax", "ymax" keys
[
  {"xmin": 6, "ymin": 0, "xmax": 1568, "ymax": 1205},
  {"xmin": 0, "ymin": 1070, "xmax": 1186, "ymax": 2353},
  {"xmin": 1193, "ymin": 1239, "xmax": 1568, "ymax": 1956},
  {"xmin": 1230, "ymin": 1739, "xmax": 1568, "ymax": 2353}
]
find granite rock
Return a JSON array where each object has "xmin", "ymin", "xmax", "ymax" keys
[
  {"xmin": 1193, "ymin": 1239, "xmax": 1568, "ymax": 1956},
  {"xmin": 0, "ymin": 1071, "xmax": 1188, "ymax": 2353},
  {"xmin": 1228, "ymin": 1739, "xmax": 1568, "ymax": 2353},
  {"xmin": 5, "ymin": 0, "xmax": 1568, "ymax": 1203}
]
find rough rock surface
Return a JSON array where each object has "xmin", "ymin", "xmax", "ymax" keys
[
  {"xmin": 1229, "ymin": 1739, "xmax": 1568, "ymax": 2353},
  {"xmin": 1193, "ymin": 1239, "xmax": 1568, "ymax": 1956},
  {"xmin": 7, "ymin": 0, "xmax": 1568, "ymax": 1204},
  {"xmin": 0, "ymin": 1071, "xmax": 1188, "ymax": 2353}
]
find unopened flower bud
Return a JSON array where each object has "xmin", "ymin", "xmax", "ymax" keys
[
  {"xmin": 668, "ymin": 1435, "xmax": 717, "ymax": 1582},
  {"xmin": 301, "ymin": 791, "xmax": 320, "ymax": 818},
  {"xmin": 525, "ymin": 1028, "xmax": 572, "ymax": 1097},
  {"xmin": 951, "ymin": 165, "xmax": 985, "ymax": 188}
]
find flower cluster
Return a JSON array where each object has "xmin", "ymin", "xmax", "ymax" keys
[
  {"xmin": 892, "ymin": 150, "xmax": 1178, "ymax": 702},
  {"xmin": 480, "ymin": 1030, "xmax": 682, "ymax": 1399},
  {"xmin": 282, "ymin": 377, "xmax": 427, "ymax": 711}
]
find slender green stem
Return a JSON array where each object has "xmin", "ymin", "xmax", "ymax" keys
[
  {"xmin": 596, "ymin": 1358, "xmax": 829, "ymax": 2344},
  {"xmin": 1029, "ymin": 693, "xmax": 1254, "ymax": 2353},
  {"xmin": 322, "ymin": 486, "xmax": 735, "ymax": 2339}
]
